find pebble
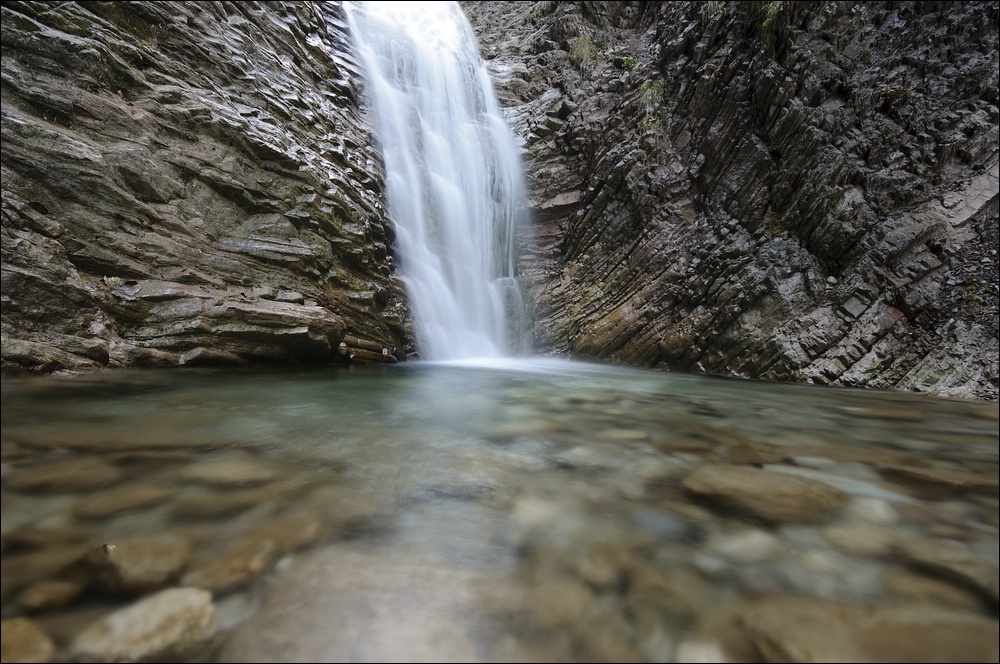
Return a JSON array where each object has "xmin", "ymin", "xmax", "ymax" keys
[
  {"xmin": 884, "ymin": 570, "xmax": 983, "ymax": 611},
  {"xmin": 682, "ymin": 464, "xmax": 848, "ymax": 524},
  {"xmin": 1, "ymin": 617, "xmax": 56, "ymax": 664},
  {"xmin": 5, "ymin": 458, "xmax": 123, "ymax": 493},
  {"xmin": 532, "ymin": 577, "xmax": 592, "ymax": 627},
  {"xmin": 845, "ymin": 496, "xmax": 900, "ymax": 524},
  {"xmin": 182, "ymin": 511, "xmax": 321, "ymax": 594},
  {"xmin": 703, "ymin": 596, "xmax": 1000, "ymax": 662},
  {"xmin": 69, "ymin": 588, "xmax": 216, "ymax": 663},
  {"xmin": 177, "ymin": 456, "xmax": 281, "ymax": 487},
  {"xmin": 705, "ymin": 528, "xmax": 783, "ymax": 563},
  {"xmin": 824, "ymin": 523, "xmax": 897, "ymax": 557},
  {"xmin": 18, "ymin": 580, "xmax": 86, "ymax": 612},
  {"xmin": 80, "ymin": 533, "xmax": 192, "ymax": 595},
  {"xmin": 75, "ymin": 485, "xmax": 173, "ymax": 519},
  {"xmin": 896, "ymin": 538, "xmax": 1000, "ymax": 603}
]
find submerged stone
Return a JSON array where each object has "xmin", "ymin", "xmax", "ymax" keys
[
  {"xmin": 79, "ymin": 534, "xmax": 193, "ymax": 596},
  {"xmin": 701, "ymin": 596, "xmax": 1000, "ymax": 663},
  {"xmin": 682, "ymin": 464, "xmax": 848, "ymax": 524},
  {"xmin": 69, "ymin": 588, "xmax": 216, "ymax": 663},
  {"xmin": 0, "ymin": 617, "xmax": 56, "ymax": 664}
]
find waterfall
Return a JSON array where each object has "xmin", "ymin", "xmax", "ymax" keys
[{"xmin": 344, "ymin": 1, "xmax": 529, "ymax": 361}]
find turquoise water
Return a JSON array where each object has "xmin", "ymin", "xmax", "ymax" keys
[{"xmin": 2, "ymin": 361, "xmax": 997, "ymax": 661}]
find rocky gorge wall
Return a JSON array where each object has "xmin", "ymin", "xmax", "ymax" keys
[
  {"xmin": 2, "ymin": 1, "xmax": 998, "ymax": 401},
  {"xmin": 1, "ymin": 0, "xmax": 411, "ymax": 373},
  {"xmin": 463, "ymin": 0, "xmax": 999, "ymax": 400}
]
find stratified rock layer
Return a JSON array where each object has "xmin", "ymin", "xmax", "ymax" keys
[
  {"xmin": 2, "ymin": 1, "xmax": 997, "ymax": 398},
  {"xmin": 1, "ymin": 1, "xmax": 411, "ymax": 373},
  {"xmin": 464, "ymin": 1, "xmax": 999, "ymax": 399}
]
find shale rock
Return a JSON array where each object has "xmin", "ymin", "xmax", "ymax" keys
[
  {"xmin": 1, "ymin": 1, "xmax": 412, "ymax": 373},
  {"xmin": 464, "ymin": 1, "xmax": 999, "ymax": 400}
]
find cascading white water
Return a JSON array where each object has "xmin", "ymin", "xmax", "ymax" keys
[{"xmin": 344, "ymin": 1, "xmax": 528, "ymax": 361}]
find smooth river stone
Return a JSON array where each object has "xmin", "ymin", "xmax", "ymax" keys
[
  {"xmin": 823, "ymin": 523, "xmax": 898, "ymax": 558},
  {"xmin": 701, "ymin": 596, "xmax": 999, "ymax": 662},
  {"xmin": 884, "ymin": 570, "xmax": 984, "ymax": 611},
  {"xmin": 1, "ymin": 617, "xmax": 56, "ymax": 663},
  {"xmin": 181, "ymin": 511, "xmax": 321, "ymax": 593},
  {"xmin": 218, "ymin": 546, "xmax": 522, "ymax": 662},
  {"xmin": 5, "ymin": 457, "xmax": 123, "ymax": 492},
  {"xmin": 18, "ymin": 579, "xmax": 86, "ymax": 611},
  {"xmin": 532, "ymin": 577, "xmax": 593, "ymax": 627},
  {"xmin": 80, "ymin": 534, "xmax": 192, "ymax": 595},
  {"xmin": 75, "ymin": 485, "xmax": 174, "ymax": 519},
  {"xmin": 896, "ymin": 538, "xmax": 1000, "ymax": 603},
  {"xmin": 176, "ymin": 456, "xmax": 281, "ymax": 486},
  {"xmin": 169, "ymin": 483, "xmax": 298, "ymax": 518},
  {"xmin": 1, "ymin": 545, "xmax": 90, "ymax": 603},
  {"xmin": 69, "ymin": 587, "xmax": 216, "ymax": 663},
  {"xmin": 2, "ymin": 526, "xmax": 93, "ymax": 549},
  {"xmin": 704, "ymin": 528, "xmax": 783, "ymax": 563},
  {"xmin": 877, "ymin": 464, "xmax": 1000, "ymax": 496},
  {"xmin": 682, "ymin": 464, "xmax": 848, "ymax": 524}
]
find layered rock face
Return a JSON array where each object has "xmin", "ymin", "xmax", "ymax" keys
[
  {"xmin": 464, "ymin": 1, "xmax": 999, "ymax": 399},
  {"xmin": 3, "ymin": 1, "xmax": 998, "ymax": 399},
  {"xmin": 1, "ymin": 1, "xmax": 410, "ymax": 373}
]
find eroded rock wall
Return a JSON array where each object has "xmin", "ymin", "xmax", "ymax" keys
[
  {"xmin": 1, "ymin": 1, "xmax": 411, "ymax": 373},
  {"xmin": 465, "ymin": 0, "xmax": 999, "ymax": 399}
]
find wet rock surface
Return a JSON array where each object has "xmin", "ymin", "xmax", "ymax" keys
[
  {"xmin": 682, "ymin": 464, "xmax": 848, "ymax": 524},
  {"xmin": 699, "ymin": 595, "xmax": 999, "ymax": 662},
  {"xmin": 463, "ymin": 1, "xmax": 999, "ymax": 400},
  {"xmin": 67, "ymin": 587, "xmax": 216, "ymax": 663},
  {"xmin": 1, "ymin": 617, "xmax": 56, "ymax": 664},
  {"xmin": 0, "ymin": 364, "xmax": 995, "ymax": 662},
  {"xmin": 1, "ymin": 1, "xmax": 412, "ymax": 374}
]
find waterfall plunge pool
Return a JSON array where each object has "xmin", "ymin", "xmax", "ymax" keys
[{"xmin": 1, "ymin": 361, "xmax": 997, "ymax": 662}]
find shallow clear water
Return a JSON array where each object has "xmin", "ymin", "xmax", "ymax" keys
[{"xmin": 1, "ymin": 361, "xmax": 997, "ymax": 662}]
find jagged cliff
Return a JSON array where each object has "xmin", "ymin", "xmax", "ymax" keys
[
  {"xmin": 2, "ymin": 1, "xmax": 998, "ymax": 399},
  {"xmin": 464, "ymin": 0, "xmax": 999, "ymax": 399},
  {"xmin": 1, "ymin": 1, "xmax": 410, "ymax": 372}
]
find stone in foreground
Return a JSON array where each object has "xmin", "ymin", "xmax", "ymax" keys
[
  {"xmin": 68, "ymin": 587, "xmax": 215, "ymax": 663},
  {"xmin": 682, "ymin": 464, "xmax": 848, "ymax": 524}
]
